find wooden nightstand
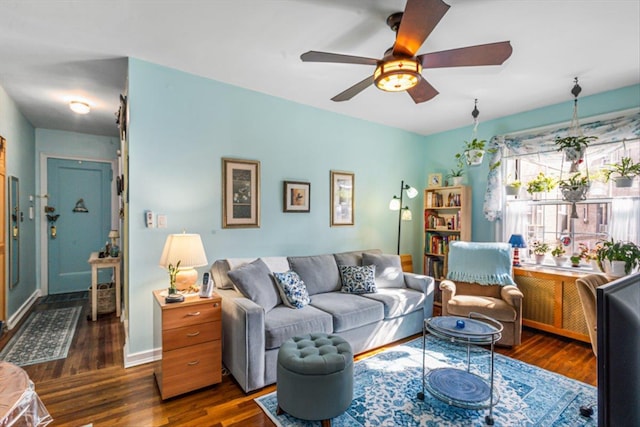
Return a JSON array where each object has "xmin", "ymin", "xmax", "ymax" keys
[{"xmin": 153, "ymin": 290, "xmax": 222, "ymax": 399}]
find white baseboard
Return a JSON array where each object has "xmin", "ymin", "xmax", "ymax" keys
[
  {"xmin": 7, "ymin": 290, "xmax": 41, "ymax": 330},
  {"xmin": 123, "ymin": 338, "xmax": 161, "ymax": 368}
]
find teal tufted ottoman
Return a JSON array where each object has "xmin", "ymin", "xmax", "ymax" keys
[{"xmin": 276, "ymin": 333, "xmax": 354, "ymax": 427}]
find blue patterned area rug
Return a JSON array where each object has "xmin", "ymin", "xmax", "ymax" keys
[
  {"xmin": 0, "ymin": 306, "xmax": 82, "ymax": 366},
  {"xmin": 255, "ymin": 336, "xmax": 597, "ymax": 426}
]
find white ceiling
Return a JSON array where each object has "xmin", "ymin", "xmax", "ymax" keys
[{"xmin": 0, "ymin": 0, "xmax": 638, "ymax": 138}]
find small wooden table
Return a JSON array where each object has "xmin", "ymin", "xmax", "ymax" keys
[
  {"xmin": 87, "ymin": 252, "xmax": 121, "ymax": 321},
  {"xmin": 0, "ymin": 361, "xmax": 52, "ymax": 426}
]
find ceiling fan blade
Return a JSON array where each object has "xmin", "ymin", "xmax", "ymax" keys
[
  {"xmin": 418, "ymin": 41, "xmax": 513, "ymax": 68},
  {"xmin": 301, "ymin": 51, "xmax": 379, "ymax": 66},
  {"xmin": 331, "ymin": 76, "xmax": 375, "ymax": 102},
  {"xmin": 393, "ymin": 0, "xmax": 450, "ymax": 58},
  {"xmin": 407, "ymin": 79, "xmax": 439, "ymax": 104}
]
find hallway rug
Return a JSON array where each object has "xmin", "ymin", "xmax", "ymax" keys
[
  {"xmin": 256, "ymin": 335, "xmax": 597, "ymax": 426},
  {"xmin": 39, "ymin": 291, "xmax": 88, "ymax": 304},
  {"xmin": 0, "ymin": 306, "xmax": 82, "ymax": 366}
]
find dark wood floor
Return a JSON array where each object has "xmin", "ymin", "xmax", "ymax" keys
[{"xmin": 1, "ymin": 298, "xmax": 596, "ymax": 427}]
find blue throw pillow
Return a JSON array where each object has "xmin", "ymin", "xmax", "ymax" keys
[
  {"xmin": 273, "ymin": 270, "xmax": 311, "ymax": 309},
  {"xmin": 339, "ymin": 265, "xmax": 377, "ymax": 294}
]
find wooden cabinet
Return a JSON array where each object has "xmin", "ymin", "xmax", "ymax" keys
[
  {"xmin": 513, "ymin": 266, "xmax": 590, "ymax": 343},
  {"xmin": 153, "ymin": 290, "xmax": 222, "ymax": 399},
  {"xmin": 423, "ymin": 185, "xmax": 471, "ymax": 306}
]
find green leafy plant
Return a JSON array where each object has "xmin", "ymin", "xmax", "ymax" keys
[
  {"xmin": 596, "ymin": 238, "xmax": 640, "ymax": 275},
  {"xmin": 526, "ymin": 172, "xmax": 557, "ymax": 194},
  {"xmin": 551, "ymin": 244, "xmax": 566, "ymax": 257},
  {"xmin": 448, "ymin": 168, "xmax": 465, "ymax": 178},
  {"xmin": 454, "ymin": 138, "xmax": 497, "ymax": 168},
  {"xmin": 602, "ymin": 156, "xmax": 640, "ymax": 180},
  {"xmin": 506, "ymin": 180, "xmax": 521, "ymax": 189},
  {"xmin": 167, "ymin": 260, "xmax": 181, "ymax": 293},
  {"xmin": 559, "ymin": 173, "xmax": 589, "ymax": 189},
  {"xmin": 554, "ymin": 135, "xmax": 598, "ymax": 152},
  {"xmin": 532, "ymin": 241, "xmax": 549, "ymax": 255}
]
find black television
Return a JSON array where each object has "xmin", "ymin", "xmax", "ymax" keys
[{"xmin": 596, "ymin": 272, "xmax": 640, "ymax": 427}]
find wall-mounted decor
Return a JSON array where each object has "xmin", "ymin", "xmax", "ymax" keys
[
  {"xmin": 330, "ymin": 170, "xmax": 354, "ymax": 226},
  {"xmin": 283, "ymin": 181, "xmax": 310, "ymax": 213},
  {"xmin": 428, "ymin": 173, "xmax": 442, "ymax": 188},
  {"xmin": 222, "ymin": 158, "xmax": 260, "ymax": 228},
  {"xmin": 9, "ymin": 176, "xmax": 19, "ymax": 289}
]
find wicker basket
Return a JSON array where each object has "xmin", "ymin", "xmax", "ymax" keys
[{"xmin": 89, "ymin": 282, "xmax": 116, "ymax": 314}]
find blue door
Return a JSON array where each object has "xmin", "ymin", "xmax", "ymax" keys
[{"xmin": 47, "ymin": 158, "xmax": 112, "ymax": 294}]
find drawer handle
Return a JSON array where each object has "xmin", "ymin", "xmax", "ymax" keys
[
  {"xmin": 186, "ymin": 311, "xmax": 201, "ymax": 316},
  {"xmin": 186, "ymin": 331, "xmax": 201, "ymax": 337},
  {"xmin": 187, "ymin": 360, "xmax": 200, "ymax": 366},
  {"xmin": 213, "ymin": 302, "xmax": 219, "ymax": 308}
]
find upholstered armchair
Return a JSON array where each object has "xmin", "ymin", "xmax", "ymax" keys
[
  {"xmin": 575, "ymin": 273, "xmax": 615, "ymax": 356},
  {"xmin": 439, "ymin": 241, "xmax": 524, "ymax": 346}
]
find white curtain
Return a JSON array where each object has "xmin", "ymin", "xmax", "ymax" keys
[
  {"xmin": 610, "ymin": 198, "xmax": 640, "ymax": 244},
  {"xmin": 504, "ymin": 200, "xmax": 530, "ymax": 241}
]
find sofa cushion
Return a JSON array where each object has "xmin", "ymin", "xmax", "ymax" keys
[
  {"xmin": 212, "ymin": 257, "xmax": 290, "ymax": 289},
  {"xmin": 264, "ymin": 305, "xmax": 333, "ymax": 350},
  {"xmin": 227, "ymin": 258, "xmax": 281, "ymax": 311},
  {"xmin": 288, "ymin": 254, "xmax": 341, "ymax": 295},
  {"xmin": 362, "ymin": 253, "xmax": 405, "ymax": 288},
  {"xmin": 333, "ymin": 249, "xmax": 383, "ymax": 267},
  {"xmin": 339, "ymin": 265, "xmax": 377, "ymax": 294},
  {"xmin": 309, "ymin": 292, "xmax": 384, "ymax": 332},
  {"xmin": 273, "ymin": 270, "xmax": 311, "ymax": 309},
  {"xmin": 361, "ymin": 288, "xmax": 425, "ymax": 319}
]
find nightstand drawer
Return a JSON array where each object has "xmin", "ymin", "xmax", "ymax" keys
[
  {"xmin": 161, "ymin": 340, "xmax": 222, "ymax": 398},
  {"xmin": 163, "ymin": 320, "xmax": 221, "ymax": 351},
  {"xmin": 163, "ymin": 300, "xmax": 221, "ymax": 330}
]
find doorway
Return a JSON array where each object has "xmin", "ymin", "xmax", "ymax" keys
[{"xmin": 44, "ymin": 157, "xmax": 115, "ymax": 294}]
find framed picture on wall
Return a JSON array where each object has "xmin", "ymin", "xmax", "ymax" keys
[
  {"xmin": 330, "ymin": 170, "xmax": 354, "ymax": 226},
  {"xmin": 428, "ymin": 173, "xmax": 442, "ymax": 188},
  {"xmin": 222, "ymin": 158, "xmax": 260, "ymax": 228},
  {"xmin": 283, "ymin": 181, "xmax": 310, "ymax": 213}
]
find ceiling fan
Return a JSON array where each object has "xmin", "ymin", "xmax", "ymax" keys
[{"xmin": 300, "ymin": 0, "xmax": 513, "ymax": 104}]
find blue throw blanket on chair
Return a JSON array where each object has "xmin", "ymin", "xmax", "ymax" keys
[{"xmin": 446, "ymin": 241, "xmax": 516, "ymax": 286}]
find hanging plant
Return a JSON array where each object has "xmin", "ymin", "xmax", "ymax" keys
[
  {"xmin": 602, "ymin": 156, "xmax": 640, "ymax": 187},
  {"xmin": 526, "ymin": 172, "xmax": 557, "ymax": 198},
  {"xmin": 554, "ymin": 135, "xmax": 597, "ymax": 172},
  {"xmin": 559, "ymin": 173, "xmax": 590, "ymax": 219}
]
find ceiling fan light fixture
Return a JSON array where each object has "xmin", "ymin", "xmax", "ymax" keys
[
  {"xmin": 69, "ymin": 100, "xmax": 90, "ymax": 114},
  {"xmin": 374, "ymin": 58, "xmax": 422, "ymax": 92}
]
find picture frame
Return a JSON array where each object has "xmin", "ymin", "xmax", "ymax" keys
[
  {"xmin": 428, "ymin": 173, "xmax": 443, "ymax": 188},
  {"xmin": 222, "ymin": 158, "xmax": 260, "ymax": 228},
  {"xmin": 330, "ymin": 170, "xmax": 354, "ymax": 226},
  {"xmin": 283, "ymin": 181, "xmax": 310, "ymax": 213}
]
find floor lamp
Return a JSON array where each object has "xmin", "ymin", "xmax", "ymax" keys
[{"xmin": 389, "ymin": 180, "xmax": 418, "ymax": 255}]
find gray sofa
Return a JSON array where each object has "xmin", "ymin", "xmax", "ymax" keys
[{"xmin": 210, "ymin": 250, "xmax": 434, "ymax": 393}]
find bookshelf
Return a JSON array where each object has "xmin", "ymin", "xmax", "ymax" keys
[{"xmin": 423, "ymin": 185, "xmax": 472, "ymax": 307}]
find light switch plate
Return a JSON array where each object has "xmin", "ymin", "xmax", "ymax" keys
[{"xmin": 157, "ymin": 214, "xmax": 167, "ymax": 228}]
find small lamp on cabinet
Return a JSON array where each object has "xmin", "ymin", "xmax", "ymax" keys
[
  {"xmin": 508, "ymin": 234, "xmax": 527, "ymax": 267},
  {"xmin": 159, "ymin": 232, "xmax": 208, "ymax": 299}
]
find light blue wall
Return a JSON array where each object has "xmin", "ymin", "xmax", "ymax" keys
[
  {"xmin": 0, "ymin": 85, "xmax": 37, "ymax": 317},
  {"xmin": 34, "ymin": 128, "xmax": 120, "ymax": 292},
  {"xmin": 126, "ymin": 59, "xmax": 426, "ymax": 355},
  {"xmin": 422, "ymin": 84, "xmax": 640, "ymax": 242}
]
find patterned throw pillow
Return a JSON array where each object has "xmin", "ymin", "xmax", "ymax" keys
[
  {"xmin": 273, "ymin": 270, "xmax": 311, "ymax": 309},
  {"xmin": 339, "ymin": 265, "xmax": 377, "ymax": 294}
]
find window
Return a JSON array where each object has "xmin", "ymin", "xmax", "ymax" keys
[{"xmin": 483, "ymin": 109, "xmax": 640, "ymax": 268}]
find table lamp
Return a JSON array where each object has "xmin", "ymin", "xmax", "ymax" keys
[
  {"xmin": 159, "ymin": 233, "xmax": 208, "ymax": 299},
  {"xmin": 508, "ymin": 234, "xmax": 526, "ymax": 267}
]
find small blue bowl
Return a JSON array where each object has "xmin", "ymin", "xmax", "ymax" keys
[{"xmin": 456, "ymin": 320, "xmax": 466, "ymax": 329}]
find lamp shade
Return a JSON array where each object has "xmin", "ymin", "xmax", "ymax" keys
[
  {"xmin": 401, "ymin": 208, "xmax": 412, "ymax": 221},
  {"xmin": 108, "ymin": 229, "xmax": 120, "ymax": 239},
  {"xmin": 508, "ymin": 234, "xmax": 527, "ymax": 248},
  {"xmin": 389, "ymin": 196, "xmax": 401, "ymax": 211},
  {"xmin": 159, "ymin": 233, "xmax": 208, "ymax": 269},
  {"xmin": 405, "ymin": 186, "xmax": 418, "ymax": 199}
]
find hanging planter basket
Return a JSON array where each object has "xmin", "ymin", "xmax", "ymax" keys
[
  {"xmin": 614, "ymin": 176, "xmax": 635, "ymax": 188},
  {"xmin": 560, "ymin": 182, "xmax": 590, "ymax": 219},
  {"xmin": 465, "ymin": 149, "xmax": 485, "ymax": 166}
]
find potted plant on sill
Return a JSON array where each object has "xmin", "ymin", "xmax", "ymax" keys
[
  {"xmin": 596, "ymin": 238, "xmax": 640, "ymax": 276},
  {"xmin": 526, "ymin": 172, "xmax": 557, "ymax": 200},
  {"xmin": 554, "ymin": 135, "xmax": 597, "ymax": 172},
  {"xmin": 602, "ymin": 156, "xmax": 640, "ymax": 188},
  {"xmin": 532, "ymin": 241, "xmax": 549, "ymax": 264},
  {"xmin": 551, "ymin": 244, "xmax": 567, "ymax": 266}
]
